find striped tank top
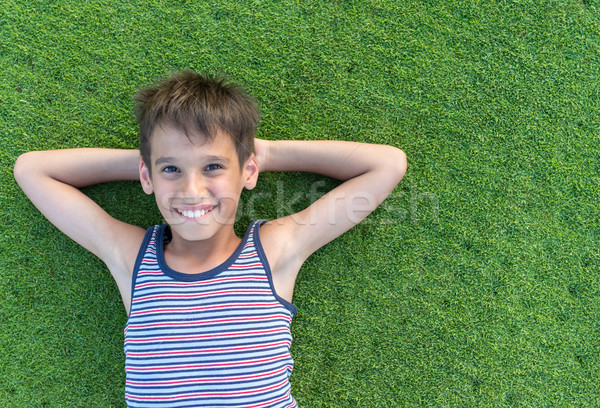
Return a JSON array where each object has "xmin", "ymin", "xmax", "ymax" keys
[{"xmin": 124, "ymin": 220, "xmax": 297, "ymax": 407}]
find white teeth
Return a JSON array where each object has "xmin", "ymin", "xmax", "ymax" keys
[{"xmin": 180, "ymin": 209, "xmax": 208, "ymax": 218}]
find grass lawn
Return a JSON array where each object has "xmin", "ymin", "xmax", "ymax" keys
[{"xmin": 1, "ymin": 0, "xmax": 599, "ymax": 406}]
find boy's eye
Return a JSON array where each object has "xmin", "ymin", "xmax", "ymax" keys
[
  {"xmin": 162, "ymin": 166, "xmax": 180, "ymax": 173},
  {"xmin": 205, "ymin": 163, "xmax": 223, "ymax": 172}
]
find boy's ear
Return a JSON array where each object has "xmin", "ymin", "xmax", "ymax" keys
[
  {"xmin": 139, "ymin": 157, "xmax": 154, "ymax": 195},
  {"xmin": 243, "ymin": 154, "xmax": 259, "ymax": 190}
]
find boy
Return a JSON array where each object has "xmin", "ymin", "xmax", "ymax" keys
[{"xmin": 14, "ymin": 70, "xmax": 407, "ymax": 407}]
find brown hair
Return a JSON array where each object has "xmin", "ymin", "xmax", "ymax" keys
[{"xmin": 135, "ymin": 70, "xmax": 259, "ymax": 169}]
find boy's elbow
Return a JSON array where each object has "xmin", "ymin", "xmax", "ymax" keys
[
  {"xmin": 386, "ymin": 146, "xmax": 407, "ymax": 183},
  {"xmin": 13, "ymin": 151, "xmax": 39, "ymax": 185},
  {"xmin": 397, "ymin": 148, "xmax": 408, "ymax": 178},
  {"xmin": 13, "ymin": 153, "xmax": 29, "ymax": 184}
]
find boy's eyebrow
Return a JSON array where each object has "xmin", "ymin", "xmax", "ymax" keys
[
  {"xmin": 154, "ymin": 155, "xmax": 230, "ymax": 166},
  {"xmin": 155, "ymin": 157, "xmax": 175, "ymax": 166},
  {"xmin": 204, "ymin": 155, "xmax": 230, "ymax": 164}
]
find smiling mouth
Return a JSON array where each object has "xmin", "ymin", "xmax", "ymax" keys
[{"xmin": 176, "ymin": 207, "xmax": 213, "ymax": 219}]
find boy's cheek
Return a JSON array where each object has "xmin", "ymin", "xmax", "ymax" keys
[
  {"xmin": 210, "ymin": 196, "xmax": 240, "ymax": 225},
  {"xmin": 155, "ymin": 191, "xmax": 175, "ymax": 210}
]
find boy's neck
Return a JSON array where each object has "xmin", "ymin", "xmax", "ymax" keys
[{"xmin": 163, "ymin": 225, "xmax": 241, "ymax": 275}]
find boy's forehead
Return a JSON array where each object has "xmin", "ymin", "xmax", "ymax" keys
[
  {"xmin": 151, "ymin": 124, "xmax": 227, "ymax": 147},
  {"xmin": 151, "ymin": 123, "xmax": 205, "ymax": 144},
  {"xmin": 149, "ymin": 123, "xmax": 239, "ymax": 160}
]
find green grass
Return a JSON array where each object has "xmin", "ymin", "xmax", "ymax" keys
[{"xmin": 2, "ymin": 0, "xmax": 600, "ymax": 406}]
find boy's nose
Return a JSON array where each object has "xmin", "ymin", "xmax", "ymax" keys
[{"xmin": 182, "ymin": 173, "xmax": 207, "ymax": 198}]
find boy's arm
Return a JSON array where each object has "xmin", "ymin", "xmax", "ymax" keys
[
  {"xmin": 13, "ymin": 148, "xmax": 146, "ymax": 312},
  {"xmin": 256, "ymin": 139, "xmax": 407, "ymax": 301}
]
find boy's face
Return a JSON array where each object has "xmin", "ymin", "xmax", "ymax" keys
[{"xmin": 139, "ymin": 124, "xmax": 258, "ymax": 242}]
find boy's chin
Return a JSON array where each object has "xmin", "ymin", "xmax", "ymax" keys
[{"xmin": 166, "ymin": 217, "xmax": 236, "ymax": 241}]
